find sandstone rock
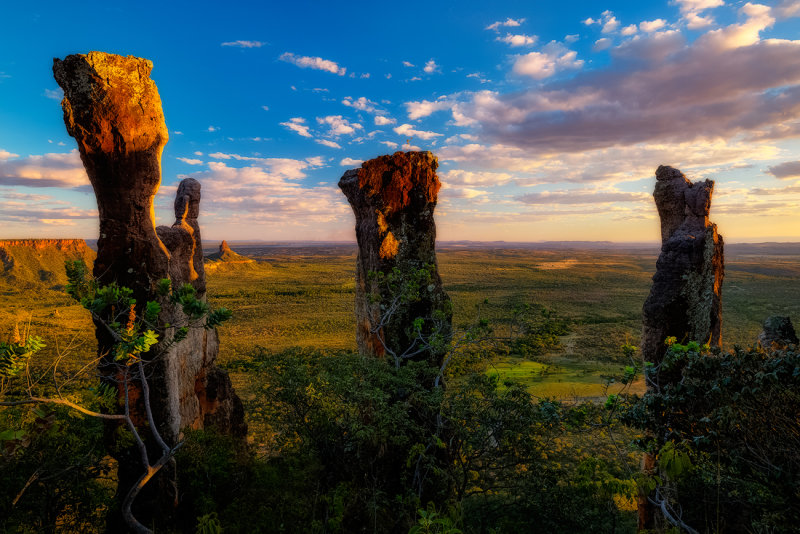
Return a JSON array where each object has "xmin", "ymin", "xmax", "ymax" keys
[
  {"xmin": 205, "ymin": 240, "xmax": 254, "ymax": 264},
  {"xmin": 339, "ymin": 151, "xmax": 452, "ymax": 367},
  {"xmin": 54, "ymin": 51, "xmax": 245, "ymax": 525},
  {"xmin": 758, "ymin": 316, "xmax": 799, "ymax": 348},
  {"xmin": 0, "ymin": 239, "xmax": 95, "ymax": 288},
  {"xmin": 642, "ymin": 165, "xmax": 724, "ymax": 369}
]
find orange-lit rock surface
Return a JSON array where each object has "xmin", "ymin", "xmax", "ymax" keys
[
  {"xmin": 53, "ymin": 52, "xmax": 245, "ymax": 441},
  {"xmin": 339, "ymin": 152, "xmax": 451, "ymax": 365}
]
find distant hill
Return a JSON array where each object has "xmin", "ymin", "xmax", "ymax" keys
[
  {"xmin": 205, "ymin": 240, "xmax": 255, "ymax": 272},
  {"xmin": 0, "ymin": 239, "xmax": 96, "ymax": 290}
]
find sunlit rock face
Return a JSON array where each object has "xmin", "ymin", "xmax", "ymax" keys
[
  {"xmin": 53, "ymin": 52, "xmax": 245, "ymax": 441},
  {"xmin": 339, "ymin": 151, "xmax": 452, "ymax": 366},
  {"xmin": 642, "ymin": 165, "xmax": 724, "ymax": 369}
]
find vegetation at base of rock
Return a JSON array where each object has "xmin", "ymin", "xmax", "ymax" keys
[{"xmin": 622, "ymin": 340, "xmax": 800, "ymax": 533}]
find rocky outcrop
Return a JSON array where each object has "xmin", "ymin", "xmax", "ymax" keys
[
  {"xmin": 758, "ymin": 316, "xmax": 799, "ymax": 348},
  {"xmin": 0, "ymin": 239, "xmax": 95, "ymax": 288},
  {"xmin": 205, "ymin": 240, "xmax": 254, "ymax": 264},
  {"xmin": 642, "ymin": 165, "xmax": 724, "ymax": 369},
  {"xmin": 53, "ymin": 51, "xmax": 245, "ymax": 524},
  {"xmin": 339, "ymin": 151, "xmax": 451, "ymax": 367}
]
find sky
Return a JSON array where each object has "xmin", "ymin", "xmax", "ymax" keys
[{"xmin": 1, "ymin": 0, "xmax": 800, "ymax": 243}]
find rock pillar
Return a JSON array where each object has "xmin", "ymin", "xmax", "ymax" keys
[
  {"xmin": 642, "ymin": 165, "xmax": 724, "ymax": 369},
  {"xmin": 54, "ymin": 51, "xmax": 244, "ymax": 526},
  {"xmin": 639, "ymin": 165, "xmax": 724, "ymax": 531},
  {"xmin": 339, "ymin": 151, "xmax": 452, "ymax": 367}
]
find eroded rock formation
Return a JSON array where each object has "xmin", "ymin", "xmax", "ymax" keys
[
  {"xmin": 53, "ymin": 51, "xmax": 245, "ymax": 523},
  {"xmin": 642, "ymin": 165, "xmax": 724, "ymax": 368},
  {"xmin": 339, "ymin": 151, "xmax": 452, "ymax": 366},
  {"xmin": 0, "ymin": 239, "xmax": 96, "ymax": 288},
  {"xmin": 758, "ymin": 316, "xmax": 799, "ymax": 348},
  {"xmin": 638, "ymin": 165, "xmax": 724, "ymax": 531}
]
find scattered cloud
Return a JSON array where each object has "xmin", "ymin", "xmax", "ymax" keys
[
  {"xmin": 317, "ymin": 115, "xmax": 363, "ymax": 136},
  {"xmin": 767, "ymin": 161, "xmax": 800, "ymax": 180},
  {"xmin": 0, "ymin": 150, "xmax": 88, "ymax": 188},
  {"xmin": 639, "ymin": 19, "xmax": 667, "ymax": 32},
  {"xmin": 279, "ymin": 52, "xmax": 346, "ymax": 75},
  {"xmin": 342, "ymin": 96, "xmax": 378, "ymax": 113},
  {"xmin": 405, "ymin": 98, "xmax": 453, "ymax": 120},
  {"xmin": 280, "ymin": 117, "xmax": 312, "ymax": 138},
  {"xmin": 593, "ymin": 38, "xmax": 613, "ymax": 51},
  {"xmin": 440, "ymin": 169, "xmax": 513, "ymax": 186},
  {"xmin": 44, "ymin": 88, "xmax": 62, "ymax": 100},
  {"xmin": 512, "ymin": 42, "xmax": 584, "ymax": 79},
  {"xmin": 316, "ymin": 139, "xmax": 342, "ymax": 149},
  {"xmin": 340, "ymin": 158, "xmax": 363, "ymax": 166},
  {"xmin": 207, "ymin": 126, "xmax": 219, "ymax": 132},
  {"xmin": 262, "ymin": 105, "xmax": 269, "ymax": 111},
  {"xmin": 375, "ymin": 115, "xmax": 396, "ymax": 126},
  {"xmin": 424, "ymin": 59, "xmax": 440, "ymax": 74},
  {"xmin": 402, "ymin": 61, "xmax": 415, "ymax": 67},
  {"xmin": 564, "ymin": 34, "xmax": 580, "ymax": 43},
  {"xmin": 621, "ymin": 24, "xmax": 638, "ymax": 36},
  {"xmin": 497, "ymin": 33, "xmax": 537, "ymax": 46},
  {"xmin": 516, "ymin": 189, "xmax": 650, "ymax": 204},
  {"xmin": 486, "ymin": 18, "xmax": 525, "ymax": 31},
  {"xmin": 177, "ymin": 157, "xmax": 203, "ymax": 165},
  {"xmin": 221, "ymin": 40, "xmax": 265, "ymax": 48},
  {"xmin": 393, "ymin": 124, "xmax": 443, "ymax": 140},
  {"xmin": 380, "ymin": 141, "xmax": 399, "ymax": 149}
]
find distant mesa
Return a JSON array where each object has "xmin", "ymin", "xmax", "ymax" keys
[
  {"xmin": 0, "ymin": 239, "xmax": 95, "ymax": 290},
  {"xmin": 205, "ymin": 240, "xmax": 255, "ymax": 269}
]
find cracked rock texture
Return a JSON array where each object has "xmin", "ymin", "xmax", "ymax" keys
[
  {"xmin": 642, "ymin": 165, "xmax": 724, "ymax": 368},
  {"xmin": 53, "ymin": 52, "xmax": 245, "ymax": 440},
  {"xmin": 339, "ymin": 152, "xmax": 452, "ymax": 366}
]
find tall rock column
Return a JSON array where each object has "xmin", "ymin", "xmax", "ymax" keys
[
  {"xmin": 339, "ymin": 151, "xmax": 452, "ymax": 368},
  {"xmin": 638, "ymin": 165, "xmax": 724, "ymax": 529},
  {"xmin": 642, "ymin": 165, "xmax": 724, "ymax": 369},
  {"xmin": 54, "ymin": 51, "xmax": 244, "ymax": 527}
]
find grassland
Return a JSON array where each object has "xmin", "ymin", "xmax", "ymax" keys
[{"xmin": 2, "ymin": 242, "xmax": 798, "ymax": 405}]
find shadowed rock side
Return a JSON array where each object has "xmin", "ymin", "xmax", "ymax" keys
[
  {"xmin": 758, "ymin": 316, "xmax": 799, "ymax": 348},
  {"xmin": 339, "ymin": 151, "xmax": 452, "ymax": 366},
  {"xmin": 642, "ymin": 165, "xmax": 724, "ymax": 368},
  {"xmin": 53, "ymin": 52, "xmax": 245, "ymax": 523},
  {"xmin": 0, "ymin": 239, "xmax": 96, "ymax": 288}
]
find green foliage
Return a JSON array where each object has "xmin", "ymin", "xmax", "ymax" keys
[
  {"xmin": 409, "ymin": 503, "xmax": 462, "ymax": 534},
  {"xmin": 0, "ymin": 336, "xmax": 44, "ymax": 378},
  {"xmin": 624, "ymin": 341, "xmax": 800, "ymax": 532}
]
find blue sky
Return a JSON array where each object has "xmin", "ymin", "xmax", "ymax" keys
[{"xmin": 1, "ymin": 0, "xmax": 800, "ymax": 242}]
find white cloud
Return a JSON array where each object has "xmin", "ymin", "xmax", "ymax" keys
[
  {"xmin": 316, "ymin": 139, "xmax": 342, "ymax": 149},
  {"xmin": 516, "ymin": 189, "xmax": 650, "ymax": 204},
  {"xmin": 380, "ymin": 141, "xmax": 399, "ymax": 149},
  {"xmin": 402, "ymin": 61, "xmax": 415, "ymax": 67},
  {"xmin": 497, "ymin": 33, "xmax": 537, "ymax": 46},
  {"xmin": 486, "ymin": 18, "xmax": 525, "ymax": 31},
  {"xmin": 279, "ymin": 52, "xmax": 346, "ymax": 75},
  {"xmin": 221, "ymin": 40, "xmax": 265, "ymax": 48},
  {"xmin": 340, "ymin": 158, "xmax": 363, "ymax": 166},
  {"xmin": 639, "ymin": 19, "xmax": 667, "ymax": 32},
  {"xmin": 393, "ymin": 124, "xmax": 443, "ymax": 140},
  {"xmin": 375, "ymin": 115, "xmax": 396, "ymax": 125},
  {"xmin": 440, "ymin": 169, "xmax": 513, "ymax": 186},
  {"xmin": 700, "ymin": 3, "xmax": 774, "ymax": 50},
  {"xmin": 602, "ymin": 15, "xmax": 620, "ymax": 33},
  {"xmin": 342, "ymin": 96, "xmax": 378, "ymax": 112},
  {"xmin": 512, "ymin": 43, "xmax": 584, "ymax": 79},
  {"xmin": 674, "ymin": 0, "xmax": 725, "ymax": 28},
  {"xmin": 565, "ymin": 34, "xmax": 580, "ymax": 43},
  {"xmin": 621, "ymin": 24, "xmax": 638, "ymax": 36},
  {"xmin": 317, "ymin": 115, "xmax": 363, "ymax": 136},
  {"xmin": 177, "ymin": 157, "xmax": 203, "ymax": 165},
  {"xmin": 594, "ymin": 38, "xmax": 613, "ymax": 51},
  {"xmin": 405, "ymin": 98, "xmax": 453, "ymax": 119},
  {"xmin": 262, "ymin": 105, "xmax": 269, "ymax": 111},
  {"xmin": 207, "ymin": 126, "xmax": 219, "ymax": 132},
  {"xmin": 424, "ymin": 59, "xmax": 440, "ymax": 74},
  {"xmin": 583, "ymin": 17, "xmax": 598, "ymax": 25},
  {"xmin": 44, "ymin": 88, "xmax": 63, "ymax": 100},
  {"xmin": 0, "ymin": 150, "xmax": 19, "ymax": 160},
  {"xmin": 280, "ymin": 117, "xmax": 312, "ymax": 138}
]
